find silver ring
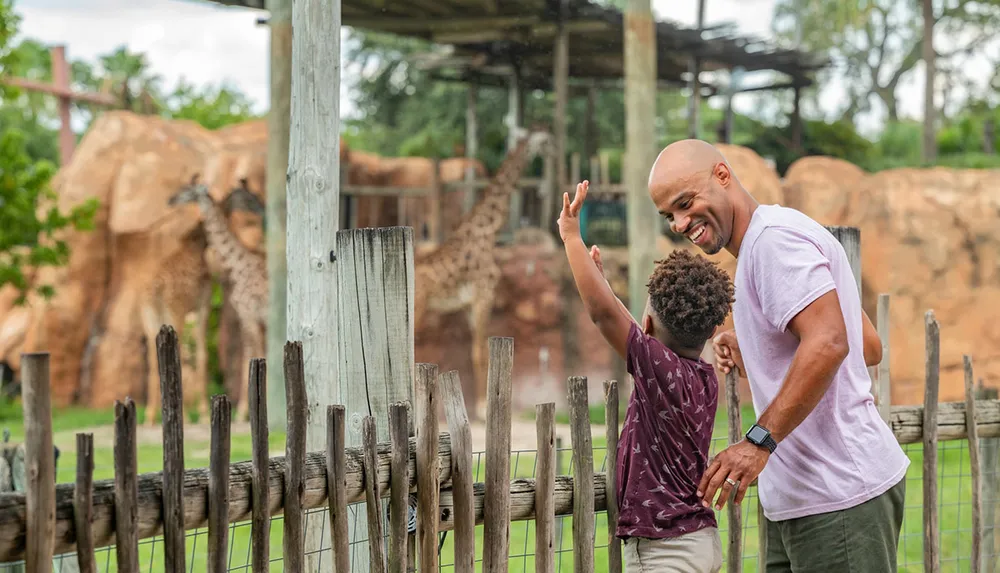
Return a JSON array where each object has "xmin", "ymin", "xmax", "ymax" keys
[{"xmin": 725, "ymin": 477, "xmax": 738, "ymax": 487}]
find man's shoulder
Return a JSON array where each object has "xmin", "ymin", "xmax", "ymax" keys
[{"xmin": 744, "ymin": 205, "xmax": 829, "ymax": 259}]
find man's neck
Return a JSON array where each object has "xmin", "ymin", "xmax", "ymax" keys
[{"xmin": 725, "ymin": 190, "xmax": 759, "ymax": 258}]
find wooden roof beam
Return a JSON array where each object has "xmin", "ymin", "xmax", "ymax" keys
[{"xmin": 345, "ymin": 15, "xmax": 541, "ymax": 32}]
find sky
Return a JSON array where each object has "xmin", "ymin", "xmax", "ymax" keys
[{"xmin": 10, "ymin": 0, "xmax": 980, "ymax": 137}]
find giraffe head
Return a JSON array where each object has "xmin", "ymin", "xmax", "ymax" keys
[
  {"xmin": 220, "ymin": 178, "xmax": 265, "ymax": 218},
  {"xmin": 513, "ymin": 123, "xmax": 552, "ymax": 161},
  {"xmin": 168, "ymin": 174, "xmax": 213, "ymax": 209}
]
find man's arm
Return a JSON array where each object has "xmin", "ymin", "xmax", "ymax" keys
[
  {"xmin": 565, "ymin": 237, "xmax": 635, "ymax": 359},
  {"xmin": 861, "ymin": 308, "xmax": 882, "ymax": 367},
  {"xmin": 755, "ymin": 289, "xmax": 849, "ymax": 443}
]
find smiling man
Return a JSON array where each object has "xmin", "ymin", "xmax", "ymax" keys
[{"xmin": 646, "ymin": 139, "xmax": 909, "ymax": 572}]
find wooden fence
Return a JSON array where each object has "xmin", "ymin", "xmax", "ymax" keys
[{"xmin": 0, "ymin": 317, "xmax": 998, "ymax": 572}]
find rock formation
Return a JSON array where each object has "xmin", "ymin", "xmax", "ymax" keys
[{"xmin": 0, "ymin": 111, "xmax": 995, "ymax": 412}]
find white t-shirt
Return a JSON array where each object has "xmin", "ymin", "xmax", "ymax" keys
[{"xmin": 733, "ymin": 204, "xmax": 909, "ymax": 522}]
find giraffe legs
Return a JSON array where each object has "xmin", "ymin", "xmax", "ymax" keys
[
  {"xmin": 194, "ymin": 280, "xmax": 212, "ymax": 422},
  {"xmin": 469, "ymin": 283, "xmax": 495, "ymax": 423}
]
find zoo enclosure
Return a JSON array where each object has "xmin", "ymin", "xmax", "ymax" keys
[{"xmin": 1, "ymin": 225, "xmax": 998, "ymax": 573}]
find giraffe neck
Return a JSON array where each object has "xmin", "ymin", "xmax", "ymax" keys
[
  {"xmin": 453, "ymin": 137, "xmax": 531, "ymax": 238},
  {"xmin": 196, "ymin": 195, "xmax": 254, "ymax": 279}
]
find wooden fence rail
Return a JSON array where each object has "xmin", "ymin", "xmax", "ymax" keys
[{"xmin": 1, "ymin": 303, "xmax": 998, "ymax": 570}]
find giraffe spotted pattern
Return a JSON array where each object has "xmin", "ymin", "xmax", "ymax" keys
[{"xmin": 614, "ymin": 322, "xmax": 719, "ymax": 540}]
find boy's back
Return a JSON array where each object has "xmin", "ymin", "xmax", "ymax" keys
[{"xmin": 616, "ymin": 323, "xmax": 719, "ymax": 539}]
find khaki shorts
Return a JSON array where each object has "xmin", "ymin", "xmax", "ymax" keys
[{"xmin": 623, "ymin": 526, "xmax": 723, "ymax": 573}]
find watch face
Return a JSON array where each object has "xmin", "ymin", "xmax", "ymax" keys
[{"xmin": 747, "ymin": 425, "xmax": 769, "ymax": 443}]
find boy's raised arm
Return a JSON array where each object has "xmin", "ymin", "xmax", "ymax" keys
[{"xmin": 558, "ymin": 182, "xmax": 636, "ymax": 360}]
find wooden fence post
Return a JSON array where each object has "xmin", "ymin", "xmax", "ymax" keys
[
  {"xmin": 327, "ymin": 405, "xmax": 350, "ymax": 573},
  {"xmin": 725, "ymin": 370, "xmax": 743, "ymax": 573},
  {"xmin": 362, "ymin": 416, "xmax": 388, "ymax": 573},
  {"xmin": 113, "ymin": 398, "xmax": 138, "ymax": 573},
  {"xmin": 924, "ymin": 311, "xmax": 940, "ymax": 573},
  {"xmin": 415, "ymin": 364, "xmax": 439, "ymax": 573},
  {"xmin": 249, "ymin": 359, "xmax": 270, "ymax": 573},
  {"xmin": 877, "ymin": 294, "xmax": 891, "ymax": 422},
  {"xmin": 441, "ymin": 372, "xmax": 475, "ymax": 573},
  {"xmin": 604, "ymin": 380, "xmax": 621, "ymax": 573},
  {"xmin": 336, "ymin": 226, "xmax": 416, "ymax": 567},
  {"xmin": 22, "ymin": 352, "xmax": 54, "ymax": 573},
  {"xmin": 535, "ymin": 403, "xmax": 556, "ymax": 573},
  {"xmin": 978, "ymin": 381, "xmax": 1000, "ymax": 571},
  {"xmin": 965, "ymin": 356, "xmax": 983, "ymax": 573},
  {"xmin": 156, "ymin": 326, "xmax": 186, "ymax": 573},
  {"xmin": 73, "ymin": 433, "xmax": 94, "ymax": 573},
  {"xmin": 284, "ymin": 342, "xmax": 307, "ymax": 573},
  {"xmin": 483, "ymin": 338, "xmax": 514, "ymax": 573},
  {"xmin": 208, "ymin": 395, "xmax": 231, "ymax": 573},
  {"xmin": 387, "ymin": 403, "xmax": 410, "ymax": 573},
  {"xmin": 568, "ymin": 376, "xmax": 595, "ymax": 573}
]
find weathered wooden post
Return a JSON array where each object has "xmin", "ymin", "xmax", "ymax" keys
[
  {"xmin": 265, "ymin": 0, "xmax": 292, "ymax": 430},
  {"xmin": 336, "ymin": 226, "xmax": 416, "ymax": 568},
  {"xmin": 22, "ymin": 353, "xmax": 55, "ymax": 573},
  {"xmin": 287, "ymin": 0, "xmax": 341, "ymax": 566},
  {"xmin": 624, "ymin": 0, "xmax": 660, "ymax": 321},
  {"xmin": 924, "ymin": 311, "xmax": 941, "ymax": 573}
]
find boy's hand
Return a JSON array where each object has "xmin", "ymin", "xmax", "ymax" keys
[
  {"xmin": 558, "ymin": 180, "xmax": 589, "ymax": 243},
  {"xmin": 590, "ymin": 245, "xmax": 604, "ymax": 275},
  {"xmin": 713, "ymin": 329, "xmax": 746, "ymax": 376}
]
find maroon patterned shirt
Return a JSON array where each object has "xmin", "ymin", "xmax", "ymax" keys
[{"xmin": 614, "ymin": 322, "xmax": 719, "ymax": 539}]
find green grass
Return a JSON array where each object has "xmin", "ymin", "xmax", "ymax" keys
[{"xmin": 2, "ymin": 399, "xmax": 989, "ymax": 572}]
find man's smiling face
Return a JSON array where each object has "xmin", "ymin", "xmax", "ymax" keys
[{"xmin": 649, "ymin": 162, "xmax": 734, "ymax": 256}]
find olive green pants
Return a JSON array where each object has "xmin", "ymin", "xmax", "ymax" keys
[{"xmin": 764, "ymin": 476, "xmax": 906, "ymax": 573}]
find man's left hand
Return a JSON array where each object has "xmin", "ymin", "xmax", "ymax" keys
[{"xmin": 697, "ymin": 440, "xmax": 770, "ymax": 510}]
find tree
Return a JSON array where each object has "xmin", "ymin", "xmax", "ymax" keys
[
  {"xmin": 0, "ymin": 1, "xmax": 98, "ymax": 304},
  {"xmin": 163, "ymin": 79, "xmax": 259, "ymax": 129},
  {"xmin": 772, "ymin": 0, "xmax": 1000, "ymax": 124}
]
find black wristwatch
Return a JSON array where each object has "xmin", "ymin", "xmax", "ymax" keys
[{"xmin": 746, "ymin": 424, "xmax": 777, "ymax": 454}]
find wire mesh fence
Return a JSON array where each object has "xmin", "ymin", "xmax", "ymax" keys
[{"xmin": 5, "ymin": 426, "xmax": 994, "ymax": 573}]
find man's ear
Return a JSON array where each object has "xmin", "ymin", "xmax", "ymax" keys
[{"xmin": 642, "ymin": 314, "xmax": 654, "ymax": 336}]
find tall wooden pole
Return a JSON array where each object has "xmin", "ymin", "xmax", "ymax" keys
[
  {"xmin": 265, "ymin": 0, "xmax": 292, "ymax": 430},
  {"xmin": 288, "ymin": 0, "xmax": 340, "ymax": 567},
  {"xmin": 922, "ymin": 0, "xmax": 937, "ymax": 164},
  {"xmin": 687, "ymin": 0, "xmax": 706, "ymax": 139},
  {"xmin": 625, "ymin": 0, "xmax": 659, "ymax": 320}
]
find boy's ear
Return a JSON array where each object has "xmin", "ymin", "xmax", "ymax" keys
[{"xmin": 642, "ymin": 314, "xmax": 654, "ymax": 336}]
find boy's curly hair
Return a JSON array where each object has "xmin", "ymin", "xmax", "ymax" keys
[{"xmin": 646, "ymin": 249, "xmax": 735, "ymax": 350}]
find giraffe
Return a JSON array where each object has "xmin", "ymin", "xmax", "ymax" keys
[
  {"xmin": 139, "ymin": 223, "xmax": 214, "ymax": 427},
  {"xmin": 219, "ymin": 129, "xmax": 551, "ymax": 418},
  {"xmin": 141, "ymin": 176, "xmax": 261, "ymax": 426},
  {"xmin": 413, "ymin": 125, "xmax": 552, "ymax": 418},
  {"xmin": 167, "ymin": 178, "xmax": 268, "ymax": 423}
]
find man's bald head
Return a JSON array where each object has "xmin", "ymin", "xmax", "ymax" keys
[
  {"xmin": 648, "ymin": 139, "xmax": 731, "ymax": 189},
  {"xmin": 646, "ymin": 139, "xmax": 754, "ymax": 256}
]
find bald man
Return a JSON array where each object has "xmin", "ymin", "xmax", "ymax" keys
[{"xmin": 647, "ymin": 140, "xmax": 909, "ymax": 572}]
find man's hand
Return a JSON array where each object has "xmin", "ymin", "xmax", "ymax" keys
[
  {"xmin": 713, "ymin": 329, "xmax": 746, "ymax": 376},
  {"xmin": 558, "ymin": 180, "xmax": 589, "ymax": 243},
  {"xmin": 697, "ymin": 440, "xmax": 770, "ymax": 510}
]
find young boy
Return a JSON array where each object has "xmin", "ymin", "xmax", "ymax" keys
[{"xmin": 557, "ymin": 180, "xmax": 735, "ymax": 573}]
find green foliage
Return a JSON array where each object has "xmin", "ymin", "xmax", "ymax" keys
[
  {"xmin": 0, "ymin": 1, "xmax": 98, "ymax": 305},
  {"xmin": 162, "ymin": 80, "xmax": 259, "ymax": 129},
  {"xmin": 739, "ymin": 117, "xmax": 874, "ymax": 175},
  {"xmin": 0, "ymin": 129, "xmax": 99, "ymax": 304}
]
